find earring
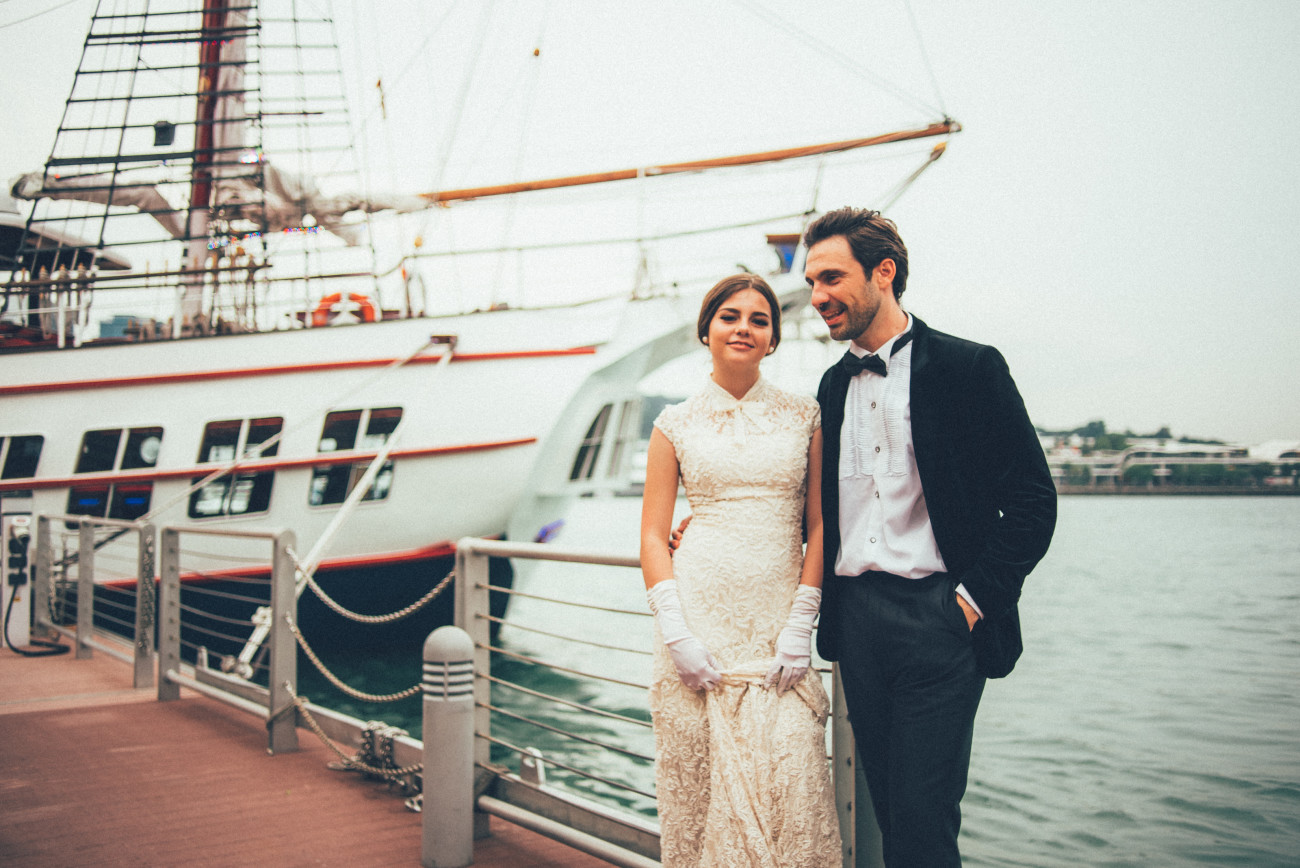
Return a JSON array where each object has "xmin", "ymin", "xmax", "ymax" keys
[{"xmin": 702, "ymin": 337, "xmax": 709, "ymax": 345}]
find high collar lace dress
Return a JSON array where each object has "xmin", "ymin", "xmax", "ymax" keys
[{"xmin": 651, "ymin": 377, "xmax": 841, "ymax": 867}]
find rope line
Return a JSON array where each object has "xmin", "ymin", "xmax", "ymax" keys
[
  {"xmin": 285, "ymin": 683, "xmax": 423, "ymax": 778},
  {"xmin": 295, "ymin": 558, "xmax": 454, "ymax": 624},
  {"xmin": 289, "ymin": 617, "xmax": 421, "ymax": 702}
]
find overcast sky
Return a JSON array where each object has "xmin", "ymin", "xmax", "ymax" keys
[{"xmin": 3, "ymin": 0, "xmax": 1298, "ymax": 444}]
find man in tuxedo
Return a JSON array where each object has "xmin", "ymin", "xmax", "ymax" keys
[{"xmin": 805, "ymin": 207, "xmax": 1056, "ymax": 867}]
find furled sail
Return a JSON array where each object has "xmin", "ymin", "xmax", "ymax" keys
[{"xmin": 9, "ymin": 166, "xmax": 425, "ymax": 247}]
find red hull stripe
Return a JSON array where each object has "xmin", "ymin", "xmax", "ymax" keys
[
  {"xmin": 101, "ymin": 540, "xmax": 463, "ymax": 590},
  {"xmin": 0, "ymin": 438, "xmax": 536, "ymax": 493},
  {"xmin": 0, "ymin": 346, "xmax": 597, "ymax": 397}
]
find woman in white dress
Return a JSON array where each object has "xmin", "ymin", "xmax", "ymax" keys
[{"xmin": 640, "ymin": 273, "xmax": 842, "ymax": 867}]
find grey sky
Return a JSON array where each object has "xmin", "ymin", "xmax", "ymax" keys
[{"xmin": 3, "ymin": 0, "xmax": 1297, "ymax": 443}]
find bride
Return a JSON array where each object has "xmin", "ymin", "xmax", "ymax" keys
[{"xmin": 640, "ymin": 273, "xmax": 842, "ymax": 867}]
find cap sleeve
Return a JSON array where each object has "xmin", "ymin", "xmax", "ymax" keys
[
  {"xmin": 797, "ymin": 392, "xmax": 821, "ymax": 436},
  {"xmin": 653, "ymin": 400, "xmax": 687, "ymax": 453}
]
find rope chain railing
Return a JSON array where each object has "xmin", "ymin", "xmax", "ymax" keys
[
  {"xmin": 285, "ymin": 682, "xmax": 423, "ymax": 780},
  {"xmin": 287, "ymin": 616, "xmax": 422, "ymax": 703},
  {"xmin": 292, "ymin": 554, "xmax": 455, "ymax": 624}
]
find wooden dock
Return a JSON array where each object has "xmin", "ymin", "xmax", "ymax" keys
[{"xmin": 0, "ymin": 645, "xmax": 618, "ymax": 867}]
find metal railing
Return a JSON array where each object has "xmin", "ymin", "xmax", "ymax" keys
[
  {"xmin": 32, "ymin": 514, "xmax": 156, "ymax": 687},
  {"xmin": 456, "ymin": 537, "xmax": 660, "ymax": 865},
  {"xmin": 157, "ymin": 525, "xmax": 299, "ymax": 754},
  {"xmin": 453, "ymin": 537, "xmax": 883, "ymax": 868},
  {"xmin": 26, "ymin": 514, "xmax": 883, "ymax": 867}
]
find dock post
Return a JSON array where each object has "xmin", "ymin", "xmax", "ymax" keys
[
  {"xmin": 421, "ymin": 625, "xmax": 475, "ymax": 868},
  {"xmin": 157, "ymin": 528, "xmax": 181, "ymax": 702},
  {"xmin": 266, "ymin": 531, "xmax": 298, "ymax": 755},
  {"xmin": 455, "ymin": 539, "xmax": 492, "ymax": 839},
  {"xmin": 75, "ymin": 521, "xmax": 95, "ymax": 659},
  {"xmin": 31, "ymin": 517, "xmax": 55, "ymax": 641}
]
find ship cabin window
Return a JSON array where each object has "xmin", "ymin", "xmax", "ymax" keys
[
  {"xmin": 1, "ymin": 435, "xmax": 45, "ymax": 479},
  {"xmin": 188, "ymin": 417, "xmax": 282, "ymax": 519},
  {"xmin": 605, "ymin": 399, "xmax": 642, "ymax": 479},
  {"xmin": 569, "ymin": 404, "xmax": 613, "ymax": 481},
  {"xmin": 309, "ymin": 407, "xmax": 402, "ymax": 506},
  {"xmin": 75, "ymin": 429, "xmax": 122, "ymax": 473},
  {"xmin": 66, "ymin": 426, "xmax": 163, "ymax": 525}
]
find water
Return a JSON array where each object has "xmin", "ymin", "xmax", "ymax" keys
[{"xmin": 301, "ymin": 495, "xmax": 1300, "ymax": 867}]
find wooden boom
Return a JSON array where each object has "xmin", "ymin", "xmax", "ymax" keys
[{"xmin": 420, "ymin": 119, "xmax": 960, "ymax": 204}]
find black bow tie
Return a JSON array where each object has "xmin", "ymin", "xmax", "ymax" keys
[{"xmin": 838, "ymin": 330, "xmax": 913, "ymax": 377}]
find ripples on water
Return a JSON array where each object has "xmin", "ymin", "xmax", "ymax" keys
[
  {"xmin": 964, "ymin": 497, "xmax": 1300, "ymax": 867},
  {"xmin": 303, "ymin": 496, "xmax": 1300, "ymax": 867}
]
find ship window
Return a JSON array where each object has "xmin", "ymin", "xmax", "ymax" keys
[
  {"xmin": 1, "ymin": 435, "xmax": 44, "ymax": 479},
  {"xmin": 121, "ymin": 427, "xmax": 164, "ymax": 470},
  {"xmin": 65, "ymin": 427, "xmax": 164, "ymax": 525},
  {"xmin": 247, "ymin": 417, "xmax": 282, "ymax": 458},
  {"xmin": 110, "ymin": 483, "xmax": 153, "ymax": 521},
  {"xmin": 76, "ymin": 429, "xmax": 122, "ymax": 473},
  {"xmin": 188, "ymin": 417, "xmax": 282, "ymax": 519},
  {"xmin": 318, "ymin": 410, "xmax": 361, "ymax": 453},
  {"xmin": 309, "ymin": 407, "xmax": 402, "ymax": 506},
  {"xmin": 67, "ymin": 485, "xmax": 110, "ymax": 520},
  {"xmin": 197, "ymin": 419, "xmax": 242, "ymax": 463},
  {"xmin": 569, "ymin": 404, "xmax": 613, "ymax": 481},
  {"xmin": 606, "ymin": 400, "xmax": 642, "ymax": 479}
]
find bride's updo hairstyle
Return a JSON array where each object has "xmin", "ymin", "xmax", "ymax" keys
[{"xmin": 696, "ymin": 273, "xmax": 782, "ymax": 353}]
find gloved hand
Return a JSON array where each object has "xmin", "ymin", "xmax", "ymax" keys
[
  {"xmin": 647, "ymin": 580, "xmax": 721, "ymax": 691},
  {"xmin": 764, "ymin": 585, "xmax": 822, "ymax": 694}
]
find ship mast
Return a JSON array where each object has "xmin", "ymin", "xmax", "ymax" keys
[{"xmin": 180, "ymin": 0, "xmax": 221, "ymax": 321}]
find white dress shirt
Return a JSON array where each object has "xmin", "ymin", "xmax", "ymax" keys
[{"xmin": 835, "ymin": 316, "xmax": 982, "ymax": 615}]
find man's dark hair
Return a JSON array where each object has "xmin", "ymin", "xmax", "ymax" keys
[{"xmin": 803, "ymin": 207, "xmax": 909, "ymax": 301}]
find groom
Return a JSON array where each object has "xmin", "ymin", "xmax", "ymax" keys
[{"xmin": 805, "ymin": 207, "xmax": 1056, "ymax": 867}]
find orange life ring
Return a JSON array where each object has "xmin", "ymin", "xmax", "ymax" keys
[{"xmin": 311, "ymin": 292, "xmax": 377, "ymax": 326}]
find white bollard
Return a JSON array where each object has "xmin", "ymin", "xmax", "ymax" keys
[{"xmin": 421, "ymin": 625, "xmax": 476, "ymax": 868}]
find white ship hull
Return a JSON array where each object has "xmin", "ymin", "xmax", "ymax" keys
[{"xmin": 1, "ymin": 289, "xmax": 723, "ymax": 584}]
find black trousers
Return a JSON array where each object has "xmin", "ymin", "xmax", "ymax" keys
[{"xmin": 832, "ymin": 571, "xmax": 985, "ymax": 868}]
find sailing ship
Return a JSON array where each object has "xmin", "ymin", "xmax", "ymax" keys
[{"xmin": 1, "ymin": 0, "xmax": 958, "ymax": 649}]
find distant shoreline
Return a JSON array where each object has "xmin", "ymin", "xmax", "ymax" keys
[{"xmin": 1056, "ymin": 485, "xmax": 1300, "ymax": 496}]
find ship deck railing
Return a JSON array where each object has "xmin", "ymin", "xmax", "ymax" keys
[{"xmin": 25, "ymin": 513, "xmax": 883, "ymax": 867}]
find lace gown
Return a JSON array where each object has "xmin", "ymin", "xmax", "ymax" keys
[{"xmin": 651, "ymin": 377, "xmax": 841, "ymax": 868}]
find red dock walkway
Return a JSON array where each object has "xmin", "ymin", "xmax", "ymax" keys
[{"xmin": 0, "ymin": 646, "xmax": 618, "ymax": 867}]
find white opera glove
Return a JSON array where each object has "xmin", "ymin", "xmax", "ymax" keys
[
  {"xmin": 764, "ymin": 585, "xmax": 822, "ymax": 694},
  {"xmin": 647, "ymin": 580, "xmax": 721, "ymax": 692}
]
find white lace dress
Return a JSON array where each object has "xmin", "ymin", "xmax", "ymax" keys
[{"xmin": 651, "ymin": 377, "xmax": 841, "ymax": 868}]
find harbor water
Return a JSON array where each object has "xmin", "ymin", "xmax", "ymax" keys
[{"xmin": 302, "ymin": 495, "xmax": 1300, "ymax": 867}]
